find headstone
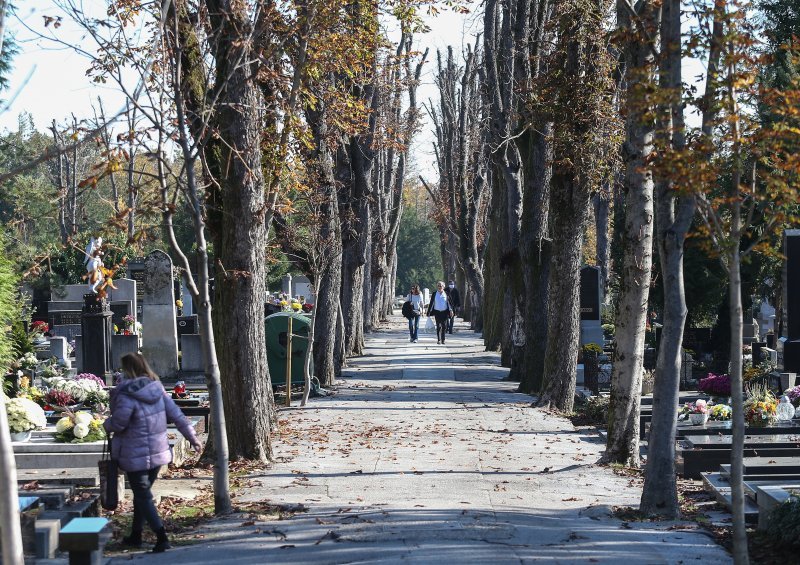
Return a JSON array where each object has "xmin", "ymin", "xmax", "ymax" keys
[
  {"xmin": 758, "ymin": 300, "xmax": 776, "ymax": 336},
  {"xmin": 743, "ymin": 319, "xmax": 759, "ymax": 345},
  {"xmin": 180, "ymin": 279, "xmax": 194, "ymax": 316},
  {"xmin": 752, "ymin": 342, "xmax": 767, "ymax": 365},
  {"xmin": 111, "ymin": 334, "xmax": 139, "ymax": 369},
  {"xmin": 282, "ymin": 274, "xmax": 292, "ymax": 295},
  {"xmin": 176, "ymin": 315, "xmax": 198, "ymax": 341},
  {"xmin": 49, "ymin": 337, "xmax": 70, "ymax": 368},
  {"xmin": 79, "ymin": 294, "xmax": 113, "ymax": 384},
  {"xmin": 292, "ymin": 275, "xmax": 312, "ymax": 299},
  {"xmin": 109, "ymin": 301, "xmax": 133, "ymax": 328},
  {"xmin": 51, "ymin": 324, "xmax": 81, "ymax": 343},
  {"xmin": 580, "ymin": 266, "xmax": 604, "ymax": 347},
  {"xmin": 140, "ymin": 251, "xmax": 179, "ymax": 378},
  {"xmin": 51, "ymin": 285, "xmax": 91, "ymax": 302},
  {"xmin": 781, "ymin": 230, "xmax": 800, "ymax": 372},
  {"xmin": 50, "ymin": 311, "xmax": 82, "ymax": 326},
  {"xmin": 107, "ymin": 278, "xmax": 137, "ymax": 321},
  {"xmin": 126, "ymin": 258, "xmax": 146, "ymax": 320},
  {"xmin": 180, "ymin": 334, "xmax": 204, "ymax": 372}
]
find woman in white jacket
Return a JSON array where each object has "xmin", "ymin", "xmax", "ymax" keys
[{"xmin": 406, "ymin": 285, "xmax": 425, "ymax": 342}]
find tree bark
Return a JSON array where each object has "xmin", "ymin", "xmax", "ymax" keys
[
  {"xmin": 605, "ymin": 0, "xmax": 657, "ymax": 466},
  {"xmin": 640, "ymin": 0, "xmax": 693, "ymax": 516},
  {"xmin": 206, "ymin": 0, "xmax": 274, "ymax": 461},
  {"xmin": 536, "ymin": 170, "xmax": 588, "ymax": 411}
]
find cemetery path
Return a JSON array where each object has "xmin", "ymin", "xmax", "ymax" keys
[{"xmin": 126, "ymin": 317, "xmax": 731, "ymax": 564}]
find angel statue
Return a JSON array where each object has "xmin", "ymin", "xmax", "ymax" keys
[{"xmin": 83, "ymin": 237, "xmax": 117, "ymax": 295}]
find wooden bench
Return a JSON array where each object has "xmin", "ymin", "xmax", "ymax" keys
[{"xmin": 59, "ymin": 517, "xmax": 111, "ymax": 565}]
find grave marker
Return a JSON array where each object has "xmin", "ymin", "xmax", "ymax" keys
[
  {"xmin": 579, "ymin": 266, "xmax": 604, "ymax": 347},
  {"xmin": 140, "ymin": 251, "xmax": 179, "ymax": 378},
  {"xmin": 80, "ymin": 294, "xmax": 113, "ymax": 384}
]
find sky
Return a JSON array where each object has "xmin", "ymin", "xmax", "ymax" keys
[
  {"xmin": 1, "ymin": 1, "xmax": 477, "ymax": 175},
  {"xmin": 1, "ymin": 2, "xmax": 705, "ymax": 179}
]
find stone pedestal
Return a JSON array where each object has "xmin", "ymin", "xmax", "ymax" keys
[{"xmin": 80, "ymin": 294, "xmax": 113, "ymax": 384}]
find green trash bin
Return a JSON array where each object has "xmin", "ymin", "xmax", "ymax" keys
[{"xmin": 265, "ymin": 312, "xmax": 313, "ymax": 387}]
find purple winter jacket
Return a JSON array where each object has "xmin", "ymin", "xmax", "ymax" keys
[{"xmin": 103, "ymin": 377, "xmax": 198, "ymax": 473}]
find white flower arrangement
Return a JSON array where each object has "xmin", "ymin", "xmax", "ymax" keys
[
  {"xmin": 55, "ymin": 411, "xmax": 106, "ymax": 443},
  {"xmin": 43, "ymin": 377, "xmax": 109, "ymax": 405},
  {"xmin": 19, "ymin": 352, "xmax": 39, "ymax": 370},
  {"xmin": 6, "ymin": 398, "xmax": 47, "ymax": 433}
]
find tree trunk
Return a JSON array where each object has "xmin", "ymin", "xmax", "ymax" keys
[
  {"xmin": 537, "ymin": 170, "xmax": 589, "ymax": 411},
  {"xmin": 207, "ymin": 0, "xmax": 274, "ymax": 461},
  {"xmin": 640, "ymin": 0, "xmax": 692, "ymax": 516},
  {"xmin": 593, "ymin": 190, "xmax": 611, "ymax": 297},
  {"xmin": 605, "ymin": 0, "xmax": 657, "ymax": 466},
  {"xmin": 729, "ymin": 244, "xmax": 747, "ymax": 564},
  {"xmin": 0, "ymin": 396, "xmax": 23, "ymax": 565},
  {"xmin": 517, "ymin": 125, "xmax": 552, "ymax": 394}
]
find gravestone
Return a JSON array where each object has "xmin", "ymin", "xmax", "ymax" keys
[
  {"xmin": 111, "ymin": 334, "xmax": 139, "ymax": 369},
  {"xmin": 80, "ymin": 294, "xmax": 113, "ymax": 384},
  {"xmin": 49, "ymin": 337, "xmax": 70, "ymax": 369},
  {"xmin": 109, "ymin": 301, "xmax": 132, "ymax": 328},
  {"xmin": 282, "ymin": 274, "xmax": 292, "ymax": 295},
  {"xmin": 743, "ymin": 319, "xmax": 759, "ymax": 345},
  {"xmin": 176, "ymin": 316, "xmax": 198, "ymax": 350},
  {"xmin": 180, "ymin": 279, "xmax": 194, "ymax": 316},
  {"xmin": 180, "ymin": 334, "xmax": 204, "ymax": 373},
  {"xmin": 140, "ymin": 251, "xmax": 179, "ymax": 378},
  {"xmin": 107, "ymin": 278, "xmax": 137, "ymax": 322},
  {"xmin": 780, "ymin": 230, "xmax": 800, "ymax": 372},
  {"xmin": 49, "ymin": 310, "xmax": 82, "ymax": 343},
  {"xmin": 292, "ymin": 275, "xmax": 312, "ymax": 300},
  {"xmin": 752, "ymin": 342, "xmax": 767, "ymax": 365},
  {"xmin": 126, "ymin": 259, "xmax": 146, "ymax": 320},
  {"xmin": 579, "ymin": 266, "xmax": 604, "ymax": 347}
]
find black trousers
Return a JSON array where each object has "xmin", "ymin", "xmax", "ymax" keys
[
  {"xmin": 127, "ymin": 467, "xmax": 163, "ymax": 533},
  {"xmin": 432, "ymin": 310, "xmax": 449, "ymax": 343}
]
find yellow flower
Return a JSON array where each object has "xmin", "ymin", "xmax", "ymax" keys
[{"xmin": 176, "ymin": 299, "xmax": 183, "ymax": 308}]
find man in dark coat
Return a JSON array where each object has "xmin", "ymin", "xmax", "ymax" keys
[{"xmin": 445, "ymin": 280, "xmax": 461, "ymax": 334}]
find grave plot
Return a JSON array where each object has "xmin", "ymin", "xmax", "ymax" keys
[
  {"xmin": 679, "ymin": 434, "xmax": 800, "ymax": 479},
  {"xmin": 702, "ymin": 455, "xmax": 800, "ymax": 526}
]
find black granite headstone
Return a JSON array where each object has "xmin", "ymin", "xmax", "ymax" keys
[
  {"xmin": 109, "ymin": 302, "xmax": 132, "ymax": 327},
  {"xmin": 51, "ymin": 311, "xmax": 82, "ymax": 326},
  {"xmin": 752, "ymin": 342, "xmax": 767, "ymax": 365},
  {"xmin": 580, "ymin": 266, "xmax": 601, "ymax": 321},
  {"xmin": 782, "ymin": 230, "xmax": 800, "ymax": 372},
  {"xmin": 80, "ymin": 294, "xmax": 113, "ymax": 384},
  {"xmin": 176, "ymin": 315, "xmax": 198, "ymax": 336}
]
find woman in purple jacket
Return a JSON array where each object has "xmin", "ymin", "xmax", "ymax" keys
[{"xmin": 103, "ymin": 352, "xmax": 202, "ymax": 553}]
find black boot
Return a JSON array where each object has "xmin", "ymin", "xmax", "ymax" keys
[
  {"xmin": 152, "ymin": 529, "xmax": 171, "ymax": 553},
  {"xmin": 122, "ymin": 530, "xmax": 143, "ymax": 548}
]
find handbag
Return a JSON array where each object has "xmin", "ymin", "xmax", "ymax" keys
[
  {"xmin": 425, "ymin": 316, "xmax": 435, "ymax": 332},
  {"xmin": 98, "ymin": 436, "xmax": 125, "ymax": 511},
  {"xmin": 401, "ymin": 300, "xmax": 414, "ymax": 320}
]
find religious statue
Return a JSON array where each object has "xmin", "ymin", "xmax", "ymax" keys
[{"xmin": 83, "ymin": 236, "xmax": 117, "ymax": 295}]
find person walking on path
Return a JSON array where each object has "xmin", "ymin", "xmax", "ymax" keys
[
  {"xmin": 103, "ymin": 353, "xmax": 202, "ymax": 553},
  {"xmin": 428, "ymin": 281, "xmax": 454, "ymax": 344},
  {"xmin": 444, "ymin": 280, "xmax": 461, "ymax": 334},
  {"xmin": 406, "ymin": 284, "xmax": 425, "ymax": 342}
]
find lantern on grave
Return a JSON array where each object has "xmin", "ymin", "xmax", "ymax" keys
[{"xmin": 777, "ymin": 395, "xmax": 795, "ymax": 422}]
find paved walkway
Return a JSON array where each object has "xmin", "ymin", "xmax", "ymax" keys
[{"xmin": 126, "ymin": 317, "xmax": 731, "ymax": 564}]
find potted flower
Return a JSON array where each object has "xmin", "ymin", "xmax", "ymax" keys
[
  {"xmin": 122, "ymin": 314, "xmax": 136, "ymax": 334},
  {"xmin": 55, "ymin": 411, "xmax": 107, "ymax": 443},
  {"xmin": 709, "ymin": 403, "xmax": 732, "ymax": 421},
  {"xmin": 6, "ymin": 397, "xmax": 47, "ymax": 441},
  {"xmin": 744, "ymin": 382, "xmax": 778, "ymax": 427},
  {"xmin": 684, "ymin": 399, "xmax": 709, "ymax": 425}
]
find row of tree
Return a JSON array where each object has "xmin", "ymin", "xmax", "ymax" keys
[{"xmin": 423, "ymin": 0, "xmax": 800, "ymax": 563}]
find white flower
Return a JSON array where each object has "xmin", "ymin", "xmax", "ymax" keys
[
  {"xmin": 56, "ymin": 417, "xmax": 74, "ymax": 433},
  {"xmin": 6, "ymin": 398, "xmax": 46, "ymax": 433},
  {"xmin": 74, "ymin": 412, "xmax": 93, "ymax": 426},
  {"xmin": 73, "ymin": 423, "xmax": 89, "ymax": 439}
]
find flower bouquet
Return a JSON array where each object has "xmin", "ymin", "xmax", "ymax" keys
[
  {"xmin": 18, "ymin": 352, "xmax": 39, "ymax": 371},
  {"xmin": 55, "ymin": 411, "xmax": 106, "ymax": 443},
  {"xmin": 698, "ymin": 373, "xmax": 731, "ymax": 398},
  {"xmin": 6, "ymin": 397, "xmax": 47, "ymax": 441},
  {"xmin": 709, "ymin": 403, "xmax": 732, "ymax": 421},
  {"xmin": 744, "ymin": 382, "xmax": 778, "ymax": 427},
  {"xmin": 30, "ymin": 321, "xmax": 50, "ymax": 340},
  {"xmin": 681, "ymin": 399, "xmax": 709, "ymax": 425},
  {"xmin": 43, "ymin": 374, "xmax": 109, "ymax": 411}
]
